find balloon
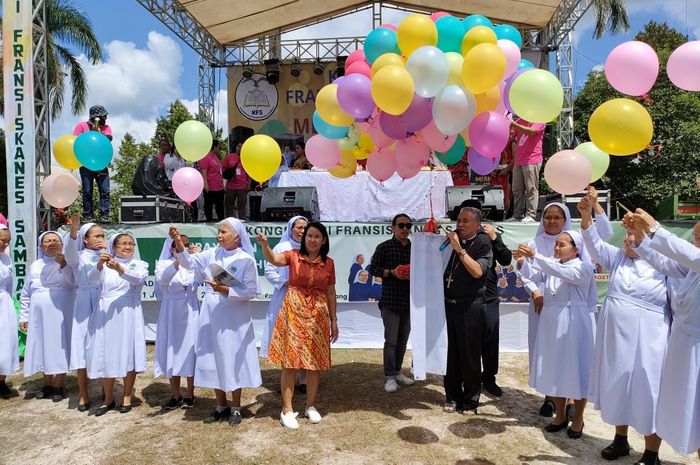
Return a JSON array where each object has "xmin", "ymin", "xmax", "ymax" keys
[
  {"xmin": 467, "ymin": 148, "xmax": 500, "ymax": 175},
  {"xmin": 544, "ymin": 150, "xmax": 593, "ymax": 194},
  {"xmin": 328, "ymin": 149, "xmax": 357, "ymax": 179},
  {"xmin": 406, "ymin": 46, "xmax": 449, "ymax": 98},
  {"xmin": 41, "ymin": 172, "xmax": 80, "ymax": 208},
  {"xmin": 667, "ymin": 41, "xmax": 700, "ymax": 91},
  {"xmin": 364, "ymin": 27, "xmax": 400, "ymax": 64},
  {"xmin": 430, "ymin": 11, "xmax": 450, "ymax": 22},
  {"xmin": 462, "ymin": 43, "xmax": 506, "ymax": 94},
  {"xmin": 53, "ymin": 134, "xmax": 81, "ymax": 170},
  {"xmin": 380, "ymin": 24, "xmax": 398, "ymax": 31},
  {"xmin": 605, "ymin": 41, "xmax": 659, "ymax": 96},
  {"xmin": 444, "ymin": 52, "xmax": 464, "ymax": 86},
  {"xmin": 241, "ymin": 134, "xmax": 282, "ymax": 182},
  {"xmin": 171, "ymin": 167, "xmax": 204, "ymax": 204},
  {"xmin": 396, "ymin": 137, "xmax": 430, "ymax": 169},
  {"xmin": 371, "ymin": 53, "xmax": 404, "ymax": 77},
  {"xmin": 420, "ymin": 120, "xmax": 457, "ymax": 152},
  {"xmin": 435, "ymin": 15, "xmax": 464, "ymax": 53},
  {"xmin": 365, "ymin": 124, "xmax": 394, "ymax": 148},
  {"xmin": 74, "ymin": 131, "xmax": 113, "ymax": 171},
  {"xmin": 339, "ymin": 124, "xmax": 361, "ymax": 149},
  {"xmin": 397, "ymin": 14, "xmax": 438, "ymax": 57},
  {"xmin": 462, "ymin": 14, "xmax": 493, "ymax": 33},
  {"xmin": 495, "ymin": 80, "xmax": 507, "ymax": 114},
  {"xmin": 574, "ymin": 142, "xmax": 610, "ymax": 182},
  {"xmin": 396, "ymin": 160, "xmax": 422, "ymax": 180},
  {"xmin": 508, "ymin": 69, "xmax": 563, "ymax": 123},
  {"xmin": 432, "ymin": 85, "xmax": 477, "ymax": 135},
  {"xmin": 503, "ymin": 67, "xmax": 532, "ymax": 113},
  {"xmin": 379, "ymin": 112, "xmax": 408, "ymax": 140},
  {"xmin": 174, "ymin": 120, "xmax": 212, "ymax": 163},
  {"xmin": 345, "ymin": 61, "xmax": 371, "ymax": 78},
  {"xmin": 474, "ymin": 86, "xmax": 500, "ymax": 114},
  {"xmin": 461, "ymin": 26, "xmax": 497, "ymax": 55},
  {"xmin": 497, "ymin": 39, "xmax": 521, "ymax": 79},
  {"xmin": 353, "ymin": 132, "xmax": 376, "ymax": 160},
  {"xmin": 401, "ymin": 94, "xmax": 433, "ymax": 132},
  {"xmin": 336, "ymin": 73, "xmax": 375, "ymax": 119},
  {"xmin": 312, "ymin": 111, "xmax": 348, "ymax": 140},
  {"xmin": 345, "ymin": 49, "xmax": 366, "ymax": 69},
  {"xmin": 468, "ymin": 111, "xmax": 511, "ymax": 157},
  {"xmin": 588, "ymin": 98, "xmax": 654, "ymax": 156},
  {"xmin": 305, "ymin": 135, "xmax": 342, "ymax": 169},
  {"xmin": 518, "ymin": 58, "xmax": 535, "ymax": 70},
  {"xmin": 436, "ymin": 135, "xmax": 466, "ymax": 165},
  {"xmin": 367, "ymin": 148, "xmax": 396, "ymax": 182},
  {"xmin": 494, "ymin": 24, "xmax": 523, "ymax": 48},
  {"xmin": 316, "ymin": 84, "xmax": 355, "ymax": 127},
  {"xmin": 371, "ymin": 65, "xmax": 415, "ymax": 115}
]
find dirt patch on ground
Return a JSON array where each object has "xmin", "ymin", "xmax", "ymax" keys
[{"xmin": 0, "ymin": 349, "xmax": 696, "ymax": 465}]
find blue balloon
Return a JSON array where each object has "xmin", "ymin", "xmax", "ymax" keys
[
  {"xmin": 518, "ymin": 59, "xmax": 535, "ymax": 70},
  {"xmin": 312, "ymin": 111, "xmax": 349, "ymax": 140},
  {"xmin": 364, "ymin": 27, "xmax": 400, "ymax": 64},
  {"xmin": 436, "ymin": 16, "xmax": 465, "ymax": 53},
  {"xmin": 462, "ymin": 14, "xmax": 493, "ymax": 34},
  {"xmin": 494, "ymin": 24, "xmax": 523, "ymax": 48},
  {"xmin": 74, "ymin": 131, "xmax": 113, "ymax": 171}
]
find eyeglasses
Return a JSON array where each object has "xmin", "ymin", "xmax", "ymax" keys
[
  {"xmin": 543, "ymin": 216, "xmax": 564, "ymax": 221},
  {"xmin": 117, "ymin": 242, "xmax": 135, "ymax": 247},
  {"xmin": 396, "ymin": 223, "xmax": 412, "ymax": 230}
]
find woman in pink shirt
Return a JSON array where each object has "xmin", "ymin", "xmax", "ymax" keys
[
  {"xmin": 199, "ymin": 140, "xmax": 225, "ymax": 222},
  {"xmin": 223, "ymin": 142, "xmax": 250, "ymax": 220}
]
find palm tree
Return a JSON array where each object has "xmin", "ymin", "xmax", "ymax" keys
[
  {"xmin": 1, "ymin": 0, "xmax": 103, "ymax": 120},
  {"xmin": 591, "ymin": 0, "xmax": 631, "ymax": 38}
]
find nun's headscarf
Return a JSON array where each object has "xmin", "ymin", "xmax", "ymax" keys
[
  {"xmin": 562, "ymin": 229, "xmax": 598, "ymax": 309},
  {"xmin": 281, "ymin": 215, "xmax": 307, "ymax": 246},
  {"xmin": 75, "ymin": 222, "xmax": 98, "ymax": 252},
  {"xmin": 221, "ymin": 218, "xmax": 254, "ymax": 256},
  {"xmin": 535, "ymin": 202, "xmax": 572, "ymax": 238},
  {"xmin": 37, "ymin": 231, "xmax": 62, "ymax": 260},
  {"xmin": 353, "ymin": 269, "xmax": 370, "ymax": 285},
  {"xmin": 108, "ymin": 233, "xmax": 136, "ymax": 263}
]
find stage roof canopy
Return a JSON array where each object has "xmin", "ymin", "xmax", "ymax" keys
[{"xmin": 178, "ymin": 0, "xmax": 563, "ymax": 45}]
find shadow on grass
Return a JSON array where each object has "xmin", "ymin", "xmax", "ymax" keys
[
  {"xmin": 455, "ymin": 459, "xmax": 496, "ymax": 465},
  {"xmin": 397, "ymin": 426, "xmax": 439, "ymax": 444}
]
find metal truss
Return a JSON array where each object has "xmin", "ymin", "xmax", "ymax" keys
[
  {"xmin": 197, "ymin": 58, "xmax": 216, "ymax": 130},
  {"xmin": 556, "ymin": 32, "xmax": 575, "ymax": 150},
  {"xmin": 225, "ymin": 37, "xmax": 365, "ymax": 65},
  {"xmin": 33, "ymin": 0, "xmax": 51, "ymax": 233}
]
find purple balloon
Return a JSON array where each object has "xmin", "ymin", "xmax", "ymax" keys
[
  {"xmin": 468, "ymin": 111, "xmax": 511, "ymax": 157},
  {"xmin": 504, "ymin": 68, "xmax": 533, "ymax": 114},
  {"xmin": 379, "ymin": 112, "xmax": 409, "ymax": 140},
  {"xmin": 336, "ymin": 73, "xmax": 375, "ymax": 119},
  {"xmin": 468, "ymin": 148, "xmax": 500, "ymax": 175},
  {"xmin": 401, "ymin": 95, "xmax": 433, "ymax": 132}
]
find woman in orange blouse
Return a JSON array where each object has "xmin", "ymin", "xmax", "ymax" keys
[{"xmin": 257, "ymin": 221, "xmax": 339, "ymax": 430}]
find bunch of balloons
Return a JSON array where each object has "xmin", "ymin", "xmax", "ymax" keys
[{"xmin": 310, "ymin": 12, "xmax": 565, "ymax": 183}]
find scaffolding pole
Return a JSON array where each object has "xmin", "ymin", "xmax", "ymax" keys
[{"xmin": 33, "ymin": 0, "xmax": 51, "ymax": 232}]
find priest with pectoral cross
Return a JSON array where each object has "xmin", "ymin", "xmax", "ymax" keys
[{"xmin": 442, "ymin": 207, "xmax": 493, "ymax": 414}]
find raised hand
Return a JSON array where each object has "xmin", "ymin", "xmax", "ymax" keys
[
  {"xmin": 516, "ymin": 243, "xmax": 536, "ymax": 258},
  {"xmin": 482, "ymin": 224, "xmax": 497, "ymax": 241},
  {"xmin": 70, "ymin": 213, "xmax": 81, "ymax": 239},
  {"xmin": 632, "ymin": 208, "xmax": 658, "ymax": 233},
  {"xmin": 256, "ymin": 233, "xmax": 268, "ymax": 246},
  {"xmin": 577, "ymin": 196, "xmax": 592, "ymax": 215}
]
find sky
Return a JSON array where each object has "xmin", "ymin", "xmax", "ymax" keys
[{"xmin": 9, "ymin": 0, "xmax": 700, "ymax": 151}]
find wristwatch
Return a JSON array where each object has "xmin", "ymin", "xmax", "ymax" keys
[{"xmin": 648, "ymin": 222, "xmax": 660, "ymax": 239}]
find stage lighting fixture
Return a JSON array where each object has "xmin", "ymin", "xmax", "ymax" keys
[
  {"xmin": 313, "ymin": 59, "xmax": 324, "ymax": 75},
  {"xmin": 336, "ymin": 55, "xmax": 347, "ymax": 77},
  {"xmin": 291, "ymin": 59, "xmax": 301, "ymax": 77},
  {"xmin": 264, "ymin": 58, "xmax": 280, "ymax": 84}
]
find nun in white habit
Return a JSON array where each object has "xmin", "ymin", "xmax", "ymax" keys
[
  {"xmin": 19, "ymin": 231, "xmax": 76, "ymax": 402},
  {"xmin": 154, "ymin": 235, "xmax": 201, "ymax": 410},
  {"xmin": 0, "ymin": 225, "xmax": 18, "ymax": 398},
  {"xmin": 517, "ymin": 229, "xmax": 597, "ymax": 439},
  {"xmin": 170, "ymin": 218, "xmax": 262, "ymax": 426},
  {"xmin": 86, "ymin": 232, "xmax": 148, "ymax": 416}
]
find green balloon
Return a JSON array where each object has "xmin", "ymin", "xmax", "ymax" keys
[
  {"xmin": 437, "ymin": 134, "xmax": 466, "ymax": 165},
  {"xmin": 509, "ymin": 69, "xmax": 564, "ymax": 123},
  {"xmin": 575, "ymin": 142, "xmax": 610, "ymax": 182},
  {"xmin": 174, "ymin": 120, "xmax": 213, "ymax": 163}
]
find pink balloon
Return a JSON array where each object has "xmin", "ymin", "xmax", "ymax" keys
[
  {"xmin": 172, "ymin": 167, "xmax": 204, "ymax": 204},
  {"xmin": 379, "ymin": 112, "xmax": 408, "ymax": 140},
  {"xmin": 337, "ymin": 73, "xmax": 375, "ymax": 119},
  {"xmin": 467, "ymin": 148, "xmax": 500, "ymax": 176},
  {"xmin": 667, "ymin": 41, "xmax": 700, "ymax": 91},
  {"xmin": 345, "ymin": 61, "xmax": 371, "ymax": 78},
  {"xmin": 396, "ymin": 137, "xmax": 430, "ymax": 169},
  {"xmin": 498, "ymin": 39, "xmax": 521, "ymax": 80},
  {"xmin": 345, "ymin": 49, "xmax": 366, "ymax": 69},
  {"xmin": 367, "ymin": 148, "xmax": 397, "ymax": 182},
  {"xmin": 468, "ymin": 111, "xmax": 511, "ymax": 157},
  {"xmin": 396, "ymin": 161, "xmax": 422, "ymax": 180},
  {"xmin": 430, "ymin": 12, "xmax": 450, "ymax": 22},
  {"xmin": 419, "ymin": 120, "xmax": 457, "ymax": 152},
  {"xmin": 305, "ymin": 134, "xmax": 341, "ymax": 169},
  {"xmin": 365, "ymin": 124, "xmax": 394, "ymax": 148},
  {"xmin": 379, "ymin": 23, "xmax": 398, "ymax": 32},
  {"xmin": 544, "ymin": 150, "xmax": 593, "ymax": 195},
  {"xmin": 605, "ymin": 41, "xmax": 659, "ymax": 96}
]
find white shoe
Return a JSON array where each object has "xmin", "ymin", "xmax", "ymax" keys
[
  {"xmin": 304, "ymin": 406, "xmax": 322, "ymax": 424},
  {"xmin": 521, "ymin": 216, "xmax": 537, "ymax": 223},
  {"xmin": 384, "ymin": 378, "xmax": 398, "ymax": 393},
  {"xmin": 504, "ymin": 217, "xmax": 521, "ymax": 222},
  {"xmin": 395, "ymin": 373, "xmax": 415, "ymax": 386},
  {"xmin": 280, "ymin": 410, "xmax": 299, "ymax": 429}
]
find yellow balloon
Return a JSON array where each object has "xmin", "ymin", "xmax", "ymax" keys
[
  {"xmin": 316, "ymin": 84, "xmax": 354, "ymax": 127},
  {"xmin": 352, "ymin": 132, "xmax": 376, "ymax": 160},
  {"xmin": 444, "ymin": 52, "xmax": 464, "ymax": 86},
  {"xmin": 474, "ymin": 86, "xmax": 501, "ymax": 114},
  {"xmin": 460, "ymin": 129, "xmax": 472, "ymax": 147},
  {"xmin": 53, "ymin": 134, "xmax": 81, "ymax": 170},
  {"xmin": 371, "ymin": 65, "xmax": 415, "ymax": 115},
  {"xmin": 462, "ymin": 43, "xmax": 506, "ymax": 94},
  {"xmin": 240, "ymin": 134, "xmax": 282, "ymax": 183},
  {"xmin": 329, "ymin": 149, "xmax": 357, "ymax": 178},
  {"xmin": 588, "ymin": 99, "xmax": 654, "ymax": 156},
  {"xmin": 371, "ymin": 53, "xmax": 405, "ymax": 78},
  {"xmin": 461, "ymin": 26, "xmax": 497, "ymax": 55},
  {"xmin": 397, "ymin": 14, "xmax": 438, "ymax": 57}
]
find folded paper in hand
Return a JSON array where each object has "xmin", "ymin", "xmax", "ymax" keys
[{"xmin": 207, "ymin": 262, "xmax": 241, "ymax": 287}]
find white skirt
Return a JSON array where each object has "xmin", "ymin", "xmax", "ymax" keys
[
  {"xmin": 24, "ymin": 289, "xmax": 75, "ymax": 376},
  {"xmin": 154, "ymin": 294, "xmax": 199, "ymax": 378},
  {"xmin": 69, "ymin": 287, "xmax": 100, "ymax": 370},
  {"xmin": 0, "ymin": 293, "xmax": 19, "ymax": 376}
]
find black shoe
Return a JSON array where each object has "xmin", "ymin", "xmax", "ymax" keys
[
  {"xmin": 180, "ymin": 398, "xmax": 195, "ymax": 409},
  {"xmin": 229, "ymin": 409, "xmax": 242, "ymax": 425},
  {"xmin": 35, "ymin": 385, "xmax": 54, "ymax": 399},
  {"xmin": 567, "ymin": 422, "xmax": 585, "ymax": 439},
  {"xmin": 118, "ymin": 404, "xmax": 133, "ymax": 414},
  {"xmin": 77, "ymin": 402, "xmax": 90, "ymax": 412},
  {"xmin": 0, "ymin": 381, "xmax": 11, "ymax": 396},
  {"xmin": 539, "ymin": 399, "xmax": 555, "ymax": 417},
  {"xmin": 544, "ymin": 418, "xmax": 569, "ymax": 433},
  {"xmin": 94, "ymin": 401, "xmax": 115, "ymax": 417},
  {"xmin": 634, "ymin": 450, "xmax": 662, "ymax": 465},
  {"xmin": 460, "ymin": 400, "xmax": 479, "ymax": 415},
  {"xmin": 52, "ymin": 387, "xmax": 66, "ymax": 402},
  {"xmin": 482, "ymin": 381, "xmax": 503, "ymax": 397},
  {"xmin": 297, "ymin": 383, "xmax": 307, "ymax": 394},
  {"xmin": 164, "ymin": 397, "xmax": 182, "ymax": 410},
  {"xmin": 601, "ymin": 441, "xmax": 631, "ymax": 460},
  {"xmin": 634, "ymin": 459, "xmax": 662, "ymax": 465},
  {"xmin": 203, "ymin": 407, "xmax": 231, "ymax": 424}
]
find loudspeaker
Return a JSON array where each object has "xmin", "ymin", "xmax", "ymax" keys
[
  {"xmin": 564, "ymin": 189, "xmax": 611, "ymax": 219},
  {"xmin": 261, "ymin": 187, "xmax": 319, "ymax": 222},
  {"xmin": 229, "ymin": 126, "xmax": 254, "ymax": 150},
  {"xmin": 446, "ymin": 186, "xmax": 505, "ymax": 221}
]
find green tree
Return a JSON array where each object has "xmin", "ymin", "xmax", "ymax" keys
[
  {"xmin": 591, "ymin": 0, "xmax": 631, "ymax": 38},
  {"xmin": 574, "ymin": 21, "xmax": 700, "ymax": 214}
]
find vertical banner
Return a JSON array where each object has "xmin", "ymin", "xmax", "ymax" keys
[{"xmin": 3, "ymin": 0, "xmax": 37, "ymax": 296}]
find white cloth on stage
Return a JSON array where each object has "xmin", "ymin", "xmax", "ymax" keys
[
  {"xmin": 583, "ymin": 223, "xmax": 670, "ymax": 435},
  {"xmin": 85, "ymin": 256, "xmax": 148, "ymax": 379},
  {"xmin": 0, "ymin": 252, "xmax": 18, "ymax": 376},
  {"xmin": 636, "ymin": 227, "xmax": 700, "ymax": 454},
  {"xmin": 178, "ymin": 246, "xmax": 262, "ymax": 392},
  {"xmin": 278, "ymin": 170, "xmax": 453, "ymax": 221},
  {"xmin": 19, "ymin": 257, "xmax": 76, "ymax": 376}
]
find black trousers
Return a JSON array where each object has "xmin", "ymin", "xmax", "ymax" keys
[
  {"xmin": 481, "ymin": 300, "xmax": 500, "ymax": 384},
  {"xmin": 381, "ymin": 306, "xmax": 411, "ymax": 378},
  {"xmin": 203, "ymin": 189, "xmax": 225, "ymax": 221},
  {"xmin": 444, "ymin": 297, "xmax": 486, "ymax": 409}
]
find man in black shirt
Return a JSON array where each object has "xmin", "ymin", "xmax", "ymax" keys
[
  {"xmin": 368, "ymin": 214, "xmax": 413, "ymax": 393},
  {"xmin": 443, "ymin": 207, "xmax": 493, "ymax": 413}
]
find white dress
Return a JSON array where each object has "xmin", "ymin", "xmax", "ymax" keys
[
  {"xmin": 527, "ymin": 255, "xmax": 595, "ymax": 399},
  {"xmin": 0, "ymin": 253, "xmax": 19, "ymax": 376},
  {"xmin": 178, "ymin": 246, "xmax": 262, "ymax": 392},
  {"xmin": 85, "ymin": 258, "xmax": 148, "ymax": 378},
  {"xmin": 636, "ymin": 227, "xmax": 700, "ymax": 454},
  {"xmin": 583, "ymin": 223, "xmax": 670, "ymax": 435},
  {"xmin": 19, "ymin": 258, "xmax": 76, "ymax": 376},
  {"xmin": 153, "ymin": 258, "xmax": 200, "ymax": 378}
]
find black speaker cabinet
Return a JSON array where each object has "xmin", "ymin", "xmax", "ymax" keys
[
  {"xmin": 564, "ymin": 189, "xmax": 611, "ymax": 219},
  {"xmin": 260, "ymin": 187, "xmax": 319, "ymax": 222},
  {"xmin": 446, "ymin": 186, "xmax": 505, "ymax": 221}
]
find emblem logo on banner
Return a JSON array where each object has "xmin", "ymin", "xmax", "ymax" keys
[{"xmin": 235, "ymin": 73, "xmax": 279, "ymax": 121}]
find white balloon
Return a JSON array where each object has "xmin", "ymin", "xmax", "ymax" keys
[
  {"xmin": 432, "ymin": 85, "xmax": 477, "ymax": 135},
  {"xmin": 41, "ymin": 172, "xmax": 80, "ymax": 208},
  {"xmin": 406, "ymin": 46, "xmax": 449, "ymax": 98}
]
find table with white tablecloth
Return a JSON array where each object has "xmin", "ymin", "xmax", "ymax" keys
[{"xmin": 277, "ymin": 170, "xmax": 454, "ymax": 221}]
